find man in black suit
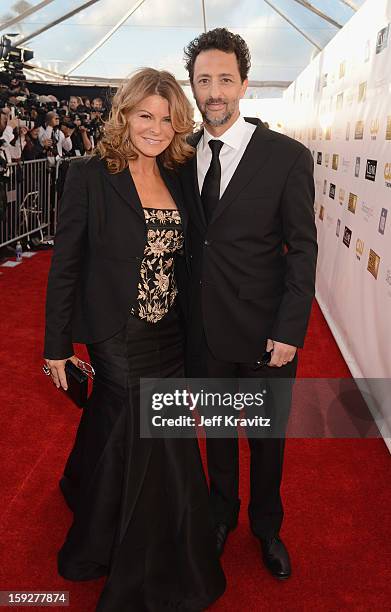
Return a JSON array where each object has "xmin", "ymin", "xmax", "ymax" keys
[{"xmin": 181, "ymin": 28, "xmax": 317, "ymax": 579}]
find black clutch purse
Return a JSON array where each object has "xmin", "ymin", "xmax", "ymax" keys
[
  {"xmin": 43, "ymin": 358, "xmax": 94, "ymax": 408},
  {"xmin": 64, "ymin": 360, "xmax": 89, "ymax": 408}
]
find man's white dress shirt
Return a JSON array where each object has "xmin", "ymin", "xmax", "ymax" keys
[{"xmin": 197, "ymin": 115, "xmax": 256, "ymax": 198}]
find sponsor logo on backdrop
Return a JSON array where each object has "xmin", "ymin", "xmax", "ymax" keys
[
  {"xmin": 367, "ymin": 249, "xmax": 380, "ymax": 279},
  {"xmin": 348, "ymin": 193, "xmax": 358, "ymax": 214},
  {"xmin": 319, "ymin": 206, "xmax": 325, "ymax": 221},
  {"xmin": 379, "ymin": 208, "xmax": 388, "ymax": 235},
  {"xmin": 347, "ymin": 91, "xmax": 354, "ymax": 106},
  {"xmin": 376, "ymin": 24, "xmax": 389, "ymax": 54},
  {"xmin": 329, "ymin": 183, "xmax": 336, "ymax": 199},
  {"xmin": 332, "ymin": 154, "xmax": 339, "ymax": 170},
  {"xmin": 342, "ymin": 157, "xmax": 350, "ymax": 173},
  {"xmin": 339, "ymin": 61, "xmax": 346, "ymax": 79},
  {"xmin": 355, "ymin": 121, "xmax": 364, "ymax": 139},
  {"xmin": 346, "ymin": 122, "xmax": 350, "ymax": 140},
  {"xmin": 370, "ymin": 119, "xmax": 379, "ymax": 140},
  {"xmin": 338, "ymin": 188, "xmax": 345, "ymax": 205},
  {"xmin": 325, "ymin": 127, "xmax": 331, "ymax": 140},
  {"xmin": 356, "ymin": 239, "xmax": 364, "ymax": 260},
  {"xmin": 312, "ymin": 128, "xmax": 317, "ymax": 140},
  {"xmin": 323, "ymin": 179, "xmax": 327, "ymax": 195},
  {"xmin": 384, "ymin": 163, "xmax": 391, "ymax": 187},
  {"xmin": 336, "ymin": 93, "xmax": 344, "ymax": 111},
  {"xmin": 317, "ymin": 152, "xmax": 322, "ymax": 165},
  {"xmin": 343, "ymin": 226, "xmax": 352, "ymax": 247},
  {"xmin": 365, "ymin": 159, "xmax": 377, "ymax": 181},
  {"xmin": 355, "ymin": 157, "xmax": 361, "ymax": 177},
  {"xmin": 325, "ymin": 153, "xmax": 330, "ymax": 168},
  {"xmin": 323, "ymin": 73, "xmax": 328, "ymax": 88},
  {"xmin": 358, "ymin": 81, "xmax": 367, "ymax": 102},
  {"xmin": 336, "ymin": 219, "xmax": 341, "ymax": 237},
  {"xmin": 361, "ymin": 202, "xmax": 375, "ymax": 222},
  {"xmin": 386, "ymin": 116, "xmax": 391, "ymax": 140}
]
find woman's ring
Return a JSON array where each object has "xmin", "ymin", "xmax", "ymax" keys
[{"xmin": 42, "ymin": 364, "xmax": 51, "ymax": 376}]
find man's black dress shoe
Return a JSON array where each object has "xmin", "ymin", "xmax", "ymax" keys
[
  {"xmin": 215, "ymin": 523, "xmax": 230, "ymax": 557},
  {"xmin": 260, "ymin": 536, "xmax": 291, "ymax": 579}
]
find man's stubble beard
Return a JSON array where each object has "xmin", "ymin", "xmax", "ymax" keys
[
  {"xmin": 203, "ymin": 107, "xmax": 234, "ymax": 127},
  {"xmin": 198, "ymin": 98, "xmax": 239, "ymax": 128}
]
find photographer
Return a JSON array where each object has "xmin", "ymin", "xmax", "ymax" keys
[
  {"xmin": 0, "ymin": 109, "xmax": 27, "ymax": 162},
  {"xmin": 68, "ymin": 115, "xmax": 92, "ymax": 156},
  {"xmin": 68, "ymin": 96, "xmax": 82, "ymax": 113},
  {"xmin": 81, "ymin": 96, "xmax": 91, "ymax": 109},
  {"xmin": 22, "ymin": 125, "xmax": 46, "ymax": 161},
  {"xmin": 91, "ymin": 96, "xmax": 103, "ymax": 111},
  {"xmin": 38, "ymin": 111, "xmax": 73, "ymax": 158}
]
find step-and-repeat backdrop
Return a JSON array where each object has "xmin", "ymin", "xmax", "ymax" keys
[{"xmin": 282, "ymin": 0, "xmax": 391, "ymax": 445}]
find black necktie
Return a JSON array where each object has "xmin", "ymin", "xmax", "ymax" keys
[{"xmin": 201, "ymin": 139, "xmax": 224, "ymax": 223}]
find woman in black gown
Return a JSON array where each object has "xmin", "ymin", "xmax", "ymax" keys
[{"xmin": 43, "ymin": 68, "xmax": 226, "ymax": 611}]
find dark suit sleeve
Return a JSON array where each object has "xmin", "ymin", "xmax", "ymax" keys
[
  {"xmin": 44, "ymin": 161, "xmax": 88, "ymax": 359},
  {"xmin": 271, "ymin": 147, "xmax": 318, "ymax": 347}
]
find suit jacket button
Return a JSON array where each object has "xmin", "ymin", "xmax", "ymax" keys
[{"xmin": 204, "ymin": 240, "xmax": 211, "ymax": 246}]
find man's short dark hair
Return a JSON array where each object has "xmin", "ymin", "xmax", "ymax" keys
[{"xmin": 184, "ymin": 28, "xmax": 251, "ymax": 83}]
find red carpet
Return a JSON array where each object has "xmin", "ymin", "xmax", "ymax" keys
[{"xmin": 0, "ymin": 252, "xmax": 390, "ymax": 611}]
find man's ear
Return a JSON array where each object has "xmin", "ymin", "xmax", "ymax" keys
[{"xmin": 241, "ymin": 78, "xmax": 249, "ymax": 99}]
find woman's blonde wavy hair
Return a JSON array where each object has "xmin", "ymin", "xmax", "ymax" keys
[{"xmin": 95, "ymin": 68, "xmax": 194, "ymax": 173}]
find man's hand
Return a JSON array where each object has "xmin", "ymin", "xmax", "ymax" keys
[
  {"xmin": 266, "ymin": 339, "xmax": 297, "ymax": 367},
  {"xmin": 44, "ymin": 355, "xmax": 79, "ymax": 390}
]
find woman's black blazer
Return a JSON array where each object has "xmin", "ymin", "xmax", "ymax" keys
[{"xmin": 44, "ymin": 155, "xmax": 189, "ymax": 360}]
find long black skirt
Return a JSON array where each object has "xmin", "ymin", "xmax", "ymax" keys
[{"xmin": 58, "ymin": 308, "xmax": 226, "ymax": 611}]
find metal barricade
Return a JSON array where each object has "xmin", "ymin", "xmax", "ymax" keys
[
  {"xmin": 0, "ymin": 156, "xmax": 81, "ymax": 249},
  {"xmin": 0, "ymin": 158, "xmax": 51, "ymax": 248}
]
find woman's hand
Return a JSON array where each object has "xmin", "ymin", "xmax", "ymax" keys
[{"xmin": 45, "ymin": 355, "xmax": 79, "ymax": 390}]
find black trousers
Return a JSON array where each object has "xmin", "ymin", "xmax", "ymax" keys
[{"xmin": 188, "ymin": 338, "xmax": 297, "ymax": 540}]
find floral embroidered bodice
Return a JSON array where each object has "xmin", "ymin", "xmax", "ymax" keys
[{"xmin": 136, "ymin": 207, "xmax": 184, "ymax": 323}]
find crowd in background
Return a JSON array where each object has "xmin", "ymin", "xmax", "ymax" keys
[{"xmin": 0, "ymin": 79, "xmax": 109, "ymax": 166}]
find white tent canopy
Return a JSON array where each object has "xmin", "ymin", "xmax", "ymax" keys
[{"xmin": 1, "ymin": 0, "xmax": 365, "ymax": 95}]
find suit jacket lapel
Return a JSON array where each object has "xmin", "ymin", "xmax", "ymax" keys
[
  {"xmin": 186, "ymin": 129, "xmax": 207, "ymax": 230},
  {"xmin": 101, "ymin": 156, "xmax": 187, "ymax": 230},
  {"xmin": 210, "ymin": 121, "xmax": 276, "ymax": 225},
  {"xmin": 101, "ymin": 158, "xmax": 145, "ymax": 222}
]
